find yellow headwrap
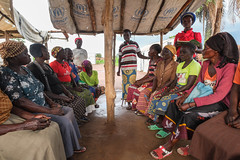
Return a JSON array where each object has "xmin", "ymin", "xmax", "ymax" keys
[
  {"xmin": 0, "ymin": 41, "xmax": 26, "ymax": 66},
  {"xmin": 164, "ymin": 45, "xmax": 177, "ymax": 59},
  {"xmin": 51, "ymin": 46, "xmax": 63, "ymax": 58}
]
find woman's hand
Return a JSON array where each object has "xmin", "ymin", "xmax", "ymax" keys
[
  {"xmin": 34, "ymin": 114, "xmax": 51, "ymax": 120},
  {"xmin": 231, "ymin": 117, "xmax": 240, "ymax": 128},
  {"xmin": 178, "ymin": 103, "xmax": 191, "ymax": 111},
  {"xmin": 23, "ymin": 118, "xmax": 50, "ymax": 131},
  {"xmin": 50, "ymin": 107, "xmax": 64, "ymax": 116},
  {"xmin": 50, "ymin": 102, "xmax": 61, "ymax": 108},
  {"xmin": 176, "ymin": 93, "xmax": 188, "ymax": 107},
  {"xmin": 74, "ymin": 86, "xmax": 83, "ymax": 92},
  {"xmin": 66, "ymin": 92, "xmax": 74, "ymax": 100},
  {"xmin": 226, "ymin": 110, "xmax": 239, "ymax": 126}
]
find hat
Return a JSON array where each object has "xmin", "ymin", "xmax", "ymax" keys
[
  {"xmin": 0, "ymin": 41, "xmax": 26, "ymax": 66},
  {"xmin": 75, "ymin": 37, "xmax": 82, "ymax": 43},
  {"xmin": 164, "ymin": 45, "xmax": 177, "ymax": 56},
  {"xmin": 181, "ymin": 12, "xmax": 196, "ymax": 25},
  {"xmin": 30, "ymin": 43, "xmax": 45, "ymax": 58},
  {"xmin": 51, "ymin": 46, "xmax": 63, "ymax": 58}
]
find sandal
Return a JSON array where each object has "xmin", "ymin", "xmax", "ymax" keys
[
  {"xmin": 148, "ymin": 124, "xmax": 163, "ymax": 131},
  {"xmin": 135, "ymin": 111, "xmax": 143, "ymax": 116},
  {"xmin": 155, "ymin": 130, "xmax": 170, "ymax": 139},
  {"xmin": 126, "ymin": 106, "xmax": 132, "ymax": 110},
  {"xmin": 145, "ymin": 118, "xmax": 156, "ymax": 126},
  {"xmin": 74, "ymin": 146, "xmax": 86, "ymax": 153},
  {"xmin": 177, "ymin": 145, "xmax": 189, "ymax": 156},
  {"xmin": 150, "ymin": 145, "xmax": 172, "ymax": 159}
]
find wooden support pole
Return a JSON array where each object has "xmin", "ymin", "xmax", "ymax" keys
[
  {"xmin": 104, "ymin": 0, "xmax": 116, "ymax": 123},
  {"xmin": 160, "ymin": 32, "xmax": 163, "ymax": 47},
  {"xmin": 113, "ymin": 33, "xmax": 116, "ymax": 86},
  {"xmin": 4, "ymin": 31, "xmax": 9, "ymax": 41}
]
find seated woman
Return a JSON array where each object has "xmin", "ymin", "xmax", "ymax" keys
[
  {"xmin": 65, "ymin": 48, "xmax": 102, "ymax": 108},
  {"xmin": 79, "ymin": 60, "xmax": 105, "ymax": 101},
  {"xmin": 0, "ymin": 41, "xmax": 86, "ymax": 159},
  {"xmin": 147, "ymin": 43, "xmax": 201, "ymax": 127},
  {"xmin": 27, "ymin": 43, "xmax": 87, "ymax": 124},
  {"xmin": 0, "ymin": 89, "xmax": 66, "ymax": 160},
  {"xmin": 126, "ymin": 44, "xmax": 162, "ymax": 111},
  {"xmin": 150, "ymin": 32, "xmax": 238, "ymax": 160},
  {"xmin": 50, "ymin": 46, "xmax": 95, "ymax": 114},
  {"xmin": 135, "ymin": 45, "xmax": 178, "ymax": 116},
  {"xmin": 65, "ymin": 48, "xmax": 81, "ymax": 85}
]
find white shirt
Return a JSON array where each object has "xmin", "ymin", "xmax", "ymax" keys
[{"xmin": 72, "ymin": 48, "xmax": 88, "ymax": 66}]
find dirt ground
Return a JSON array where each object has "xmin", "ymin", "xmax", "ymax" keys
[{"xmin": 74, "ymin": 64, "xmax": 197, "ymax": 160}]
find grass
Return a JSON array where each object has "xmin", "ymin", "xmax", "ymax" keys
[{"xmin": 96, "ymin": 57, "xmax": 119, "ymax": 66}]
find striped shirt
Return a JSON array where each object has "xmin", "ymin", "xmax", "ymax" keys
[{"xmin": 119, "ymin": 40, "xmax": 140, "ymax": 70}]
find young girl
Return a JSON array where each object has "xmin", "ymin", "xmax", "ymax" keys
[{"xmin": 126, "ymin": 44, "xmax": 162, "ymax": 111}]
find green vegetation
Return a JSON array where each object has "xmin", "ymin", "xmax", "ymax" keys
[{"xmin": 95, "ymin": 57, "xmax": 119, "ymax": 66}]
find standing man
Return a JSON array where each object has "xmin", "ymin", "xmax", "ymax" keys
[
  {"xmin": 117, "ymin": 29, "xmax": 150, "ymax": 110},
  {"xmin": 72, "ymin": 37, "xmax": 88, "ymax": 67}
]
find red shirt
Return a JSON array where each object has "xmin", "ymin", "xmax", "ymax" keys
[
  {"xmin": 174, "ymin": 28, "xmax": 202, "ymax": 57},
  {"xmin": 50, "ymin": 60, "xmax": 72, "ymax": 82}
]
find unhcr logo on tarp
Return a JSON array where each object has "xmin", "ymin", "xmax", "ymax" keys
[
  {"xmin": 158, "ymin": 7, "xmax": 177, "ymax": 21},
  {"xmin": 49, "ymin": 7, "xmax": 67, "ymax": 24},
  {"xmin": 131, "ymin": 8, "xmax": 149, "ymax": 21},
  {"xmin": 73, "ymin": 2, "xmax": 89, "ymax": 18}
]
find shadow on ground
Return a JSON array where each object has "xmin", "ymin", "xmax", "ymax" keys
[{"xmin": 74, "ymin": 90, "xmax": 197, "ymax": 160}]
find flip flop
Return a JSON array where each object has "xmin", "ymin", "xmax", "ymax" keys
[
  {"xmin": 74, "ymin": 146, "xmax": 86, "ymax": 153},
  {"xmin": 148, "ymin": 124, "xmax": 163, "ymax": 131},
  {"xmin": 150, "ymin": 145, "xmax": 172, "ymax": 159},
  {"xmin": 177, "ymin": 145, "xmax": 189, "ymax": 156},
  {"xmin": 155, "ymin": 130, "xmax": 170, "ymax": 139}
]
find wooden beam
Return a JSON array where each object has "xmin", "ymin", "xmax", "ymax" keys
[
  {"xmin": 166, "ymin": 0, "xmax": 193, "ymax": 29},
  {"xmin": 133, "ymin": 0, "xmax": 148, "ymax": 34},
  {"xmin": 150, "ymin": 0, "xmax": 165, "ymax": 32},
  {"xmin": 0, "ymin": 11, "xmax": 15, "ymax": 25},
  {"xmin": 86, "ymin": 0, "xmax": 97, "ymax": 33},
  {"xmin": 68, "ymin": 0, "xmax": 80, "ymax": 33},
  {"xmin": 104, "ymin": 0, "xmax": 116, "ymax": 123},
  {"xmin": 120, "ymin": 0, "xmax": 125, "ymax": 31}
]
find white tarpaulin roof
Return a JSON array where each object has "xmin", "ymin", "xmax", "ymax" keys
[
  {"xmin": 48, "ymin": 0, "xmax": 205, "ymax": 35},
  {"xmin": 0, "ymin": 0, "xmax": 49, "ymax": 43}
]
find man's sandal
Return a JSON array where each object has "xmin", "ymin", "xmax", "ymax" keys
[
  {"xmin": 155, "ymin": 130, "xmax": 170, "ymax": 139},
  {"xmin": 148, "ymin": 124, "xmax": 163, "ymax": 131},
  {"xmin": 150, "ymin": 145, "xmax": 172, "ymax": 159},
  {"xmin": 177, "ymin": 145, "xmax": 189, "ymax": 156}
]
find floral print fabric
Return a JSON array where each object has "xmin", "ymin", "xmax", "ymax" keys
[{"xmin": 0, "ymin": 66, "xmax": 45, "ymax": 106}]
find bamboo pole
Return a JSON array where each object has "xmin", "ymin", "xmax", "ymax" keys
[{"xmin": 104, "ymin": 0, "xmax": 116, "ymax": 123}]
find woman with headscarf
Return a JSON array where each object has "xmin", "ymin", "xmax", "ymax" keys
[
  {"xmin": 27, "ymin": 43, "xmax": 88, "ymax": 124},
  {"xmin": 79, "ymin": 60, "xmax": 105, "ymax": 102},
  {"xmin": 134, "ymin": 45, "xmax": 178, "ymax": 115},
  {"xmin": 0, "ymin": 41, "xmax": 86, "ymax": 160},
  {"xmin": 147, "ymin": 43, "xmax": 201, "ymax": 130},
  {"xmin": 126, "ymin": 44, "xmax": 162, "ymax": 111},
  {"xmin": 49, "ymin": 46, "xmax": 95, "ymax": 114},
  {"xmin": 174, "ymin": 12, "xmax": 202, "ymax": 62},
  {"xmin": 150, "ymin": 32, "xmax": 238, "ymax": 160}
]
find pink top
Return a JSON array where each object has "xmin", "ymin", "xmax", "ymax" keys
[{"xmin": 185, "ymin": 60, "xmax": 236, "ymax": 107}]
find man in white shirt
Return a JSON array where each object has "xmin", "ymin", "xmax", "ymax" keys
[{"xmin": 72, "ymin": 38, "xmax": 88, "ymax": 66}]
